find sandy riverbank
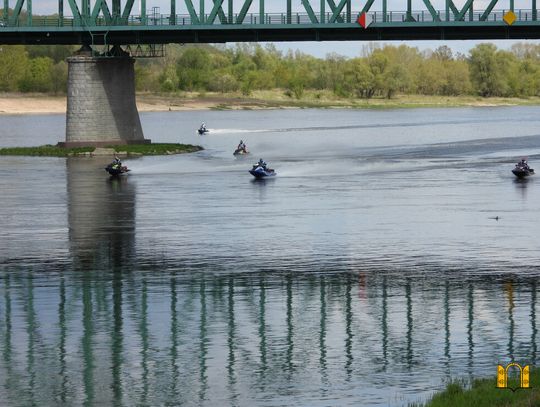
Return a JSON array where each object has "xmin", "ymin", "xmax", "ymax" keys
[
  {"xmin": 0, "ymin": 94, "xmax": 240, "ymax": 114},
  {"xmin": 0, "ymin": 93, "xmax": 294, "ymax": 114},
  {"xmin": 1, "ymin": 93, "xmax": 540, "ymax": 115}
]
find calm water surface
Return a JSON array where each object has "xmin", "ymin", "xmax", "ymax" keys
[{"xmin": 1, "ymin": 107, "xmax": 540, "ymax": 406}]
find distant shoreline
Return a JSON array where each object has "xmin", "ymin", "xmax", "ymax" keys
[{"xmin": 1, "ymin": 92, "xmax": 540, "ymax": 115}]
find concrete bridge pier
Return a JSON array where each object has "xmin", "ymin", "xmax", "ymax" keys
[{"xmin": 62, "ymin": 46, "xmax": 150, "ymax": 147}]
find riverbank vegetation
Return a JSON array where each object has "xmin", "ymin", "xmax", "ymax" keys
[
  {"xmin": 3, "ymin": 42, "xmax": 540, "ymax": 104},
  {"xmin": 0, "ymin": 143, "xmax": 202, "ymax": 157},
  {"xmin": 413, "ymin": 369, "xmax": 540, "ymax": 407},
  {"xmin": 138, "ymin": 91, "xmax": 540, "ymax": 111}
]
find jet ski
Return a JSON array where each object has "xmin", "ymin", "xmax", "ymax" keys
[
  {"xmin": 512, "ymin": 160, "xmax": 534, "ymax": 178},
  {"xmin": 105, "ymin": 162, "xmax": 130, "ymax": 176},
  {"xmin": 512, "ymin": 165, "xmax": 534, "ymax": 178},
  {"xmin": 249, "ymin": 164, "xmax": 276, "ymax": 179},
  {"xmin": 198, "ymin": 124, "xmax": 209, "ymax": 135},
  {"xmin": 233, "ymin": 148, "xmax": 249, "ymax": 156}
]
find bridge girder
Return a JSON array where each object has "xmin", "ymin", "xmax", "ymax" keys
[
  {"xmin": 0, "ymin": 23, "xmax": 538, "ymax": 45},
  {"xmin": 0, "ymin": 0, "xmax": 538, "ymax": 44}
]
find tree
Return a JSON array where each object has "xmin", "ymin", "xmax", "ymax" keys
[
  {"xmin": 442, "ymin": 59, "xmax": 472, "ymax": 95},
  {"xmin": 176, "ymin": 47, "xmax": 212, "ymax": 90},
  {"xmin": 343, "ymin": 58, "xmax": 374, "ymax": 98},
  {"xmin": 415, "ymin": 59, "xmax": 445, "ymax": 95},
  {"xmin": 50, "ymin": 61, "xmax": 68, "ymax": 94},
  {"xmin": 209, "ymin": 73, "xmax": 238, "ymax": 93},
  {"xmin": 287, "ymin": 75, "xmax": 305, "ymax": 99},
  {"xmin": 18, "ymin": 56, "xmax": 53, "ymax": 92},
  {"xmin": 432, "ymin": 45, "xmax": 453, "ymax": 61},
  {"xmin": 159, "ymin": 63, "xmax": 179, "ymax": 92},
  {"xmin": 26, "ymin": 45, "xmax": 77, "ymax": 63},
  {"xmin": 240, "ymin": 72, "xmax": 258, "ymax": 96},
  {"xmin": 0, "ymin": 46, "xmax": 28, "ymax": 91},
  {"xmin": 366, "ymin": 51, "xmax": 394, "ymax": 97},
  {"xmin": 468, "ymin": 44, "xmax": 509, "ymax": 97},
  {"xmin": 510, "ymin": 42, "xmax": 540, "ymax": 60}
]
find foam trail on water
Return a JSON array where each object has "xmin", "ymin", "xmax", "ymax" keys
[{"xmin": 205, "ymin": 128, "xmax": 271, "ymax": 135}]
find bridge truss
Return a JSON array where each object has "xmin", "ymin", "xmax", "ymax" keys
[{"xmin": 0, "ymin": 0, "xmax": 539, "ymax": 44}]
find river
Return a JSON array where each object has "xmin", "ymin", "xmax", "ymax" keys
[{"xmin": 1, "ymin": 106, "xmax": 540, "ymax": 406}]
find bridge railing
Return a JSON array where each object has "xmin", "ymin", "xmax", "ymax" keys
[
  {"xmin": 130, "ymin": 9, "xmax": 539, "ymax": 25},
  {"xmin": 371, "ymin": 9, "xmax": 536, "ymax": 22},
  {"xmin": 1, "ymin": 9, "xmax": 537, "ymax": 28}
]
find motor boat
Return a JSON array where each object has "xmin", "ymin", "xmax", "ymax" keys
[
  {"xmin": 249, "ymin": 164, "xmax": 276, "ymax": 179},
  {"xmin": 105, "ymin": 162, "xmax": 130, "ymax": 176},
  {"xmin": 233, "ymin": 148, "xmax": 249, "ymax": 156},
  {"xmin": 512, "ymin": 160, "xmax": 534, "ymax": 178}
]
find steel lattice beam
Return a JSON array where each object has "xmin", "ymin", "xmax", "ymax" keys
[
  {"xmin": 0, "ymin": 0, "xmax": 539, "ymax": 44},
  {"xmin": 4, "ymin": 0, "xmax": 539, "ymax": 27}
]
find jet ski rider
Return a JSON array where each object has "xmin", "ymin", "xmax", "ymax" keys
[
  {"xmin": 517, "ymin": 158, "xmax": 529, "ymax": 169},
  {"xmin": 237, "ymin": 140, "xmax": 247, "ymax": 152},
  {"xmin": 112, "ymin": 155, "xmax": 122, "ymax": 169},
  {"xmin": 256, "ymin": 158, "xmax": 267, "ymax": 169}
]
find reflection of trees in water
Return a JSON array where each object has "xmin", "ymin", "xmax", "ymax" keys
[{"xmin": 0, "ymin": 271, "xmax": 539, "ymax": 405}]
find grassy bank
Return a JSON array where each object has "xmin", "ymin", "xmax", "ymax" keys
[
  {"xmin": 105, "ymin": 143, "xmax": 203, "ymax": 155},
  {"xmin": 137, "ymin": 91, "xmax": 540, "ymax": 111},
  {"xmin": 414, "ymin": 369, "xmax": 539, "ymax": 407},
  {"xmin": 0, "ymin": 143, "xmax": 203, "ymax": 157}
]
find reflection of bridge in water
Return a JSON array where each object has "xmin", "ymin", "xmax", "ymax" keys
[
  {"xmin": 0, "ymin": 272, "xmax": 538, "ymax": 404},
  {"xmin": 0, "ymin": 159, "xmax": 538, "ymax": 405}
]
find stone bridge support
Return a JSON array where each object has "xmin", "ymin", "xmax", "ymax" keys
[{"xmin": 62, "ymin": 46, "xmax": 150, "ymax": 147}]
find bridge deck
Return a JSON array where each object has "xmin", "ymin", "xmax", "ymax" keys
[{"xmin": 0, "ymin": 8, "xmax": 539, "ymax": 44}]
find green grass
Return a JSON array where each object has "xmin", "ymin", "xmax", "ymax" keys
[
  {"xmin": 155, "ymin": 91, "xmax": 540, "ymax": 110},
  {"xmin": 106, "ymin": 143, "xmax": 203, "ymax": 155},
  {"xmin": 413, "ymin": 369, "xmax": 540, "ymax": 407},
  {"xmin": 0, "ymin": 143, "xmax": 203, "ymax": 157}
]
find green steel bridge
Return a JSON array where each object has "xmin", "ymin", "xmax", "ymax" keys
[{"xmin": 1, "ymin": 0, "xmax": 540, "ymax": 44}]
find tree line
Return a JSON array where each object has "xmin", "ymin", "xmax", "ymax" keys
[{"xmin": 1, "ymin": 42, "xmax": 540, "ymax": 98}]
